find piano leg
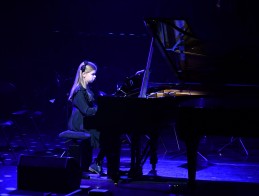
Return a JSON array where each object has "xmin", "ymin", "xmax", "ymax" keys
[
  {"xmin": 141, "ymin": 133, "xmax": 158, "ymax": 174},
  {"xmin": 185, "ymin": 134, "xmax": 200, "ymax": 189},
  {"xmin": 176, "ymin": 108, "xmax": 202, "ymax": 190},
  {"xmin": 128, "ymin": 133, "xmax": 143, "ymax": 178},
  {"xmin": 102, "ymin": 131, "xmax": 121, "ymax": 184}
]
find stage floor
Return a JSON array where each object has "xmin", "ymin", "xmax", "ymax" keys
[{"xmin": 1, "ymin": 127, "xmax": 259, "ymax": 195}]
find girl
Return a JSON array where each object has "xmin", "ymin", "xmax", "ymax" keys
[{"xmin": 67, "ymin": 60, "xmax": 101, "ymax": 174}]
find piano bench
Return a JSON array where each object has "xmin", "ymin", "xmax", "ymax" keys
[
  {"xmin": 58, "ymin": 130, "xmax": 91, "ymax": 161},
  {"xmin": 59, "ymin": 130, "xmax": 90, "ymax": 140}
]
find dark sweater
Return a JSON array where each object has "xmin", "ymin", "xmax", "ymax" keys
[{"xmin": 68, "ymin": 85, "xmax": 98, "ymax": 132}]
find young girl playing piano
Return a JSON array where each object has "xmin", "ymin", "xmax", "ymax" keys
[{"xmin": 67, "ymin": 60, "xmax": 105, "ymax": 176}]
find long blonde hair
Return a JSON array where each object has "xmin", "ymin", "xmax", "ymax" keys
[{"xmin": 68, "ymin": 60, "xmax": 97, "ymax": 101}]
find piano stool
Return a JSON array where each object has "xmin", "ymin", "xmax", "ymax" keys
[{"xmin": 58, "ymin": 130, "xmax": 91, "ymax": 163}]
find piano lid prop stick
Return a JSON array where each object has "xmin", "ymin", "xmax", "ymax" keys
[{"xmin": 139, "ymin": 37, "xmax": 154, "ymax": 98}]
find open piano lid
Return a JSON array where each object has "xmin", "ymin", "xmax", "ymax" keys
[{"xmin": 143, "ymin": 17, "xmax": 259, "ymax": 96}]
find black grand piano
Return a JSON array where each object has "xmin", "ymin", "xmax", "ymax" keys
[
  {"xmin": 84, "ymin": 8, "xmax": 259, "ymax": 188},
  {"xmin": 142, "ymin": 17, "xmax": 259, "ymax": 188}
]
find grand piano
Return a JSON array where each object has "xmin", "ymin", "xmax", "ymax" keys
[
  {"xmin": 84, "ymin": 7, "xmax": 259, "ymax": 188},
  {"xmin": 142, "ymin": 17, "xmax": 259, "ymax": 188}
]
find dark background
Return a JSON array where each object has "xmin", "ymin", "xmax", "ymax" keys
[{"xmin": 0, "ymin": 0, "xmax": 258, "ymax": 129}]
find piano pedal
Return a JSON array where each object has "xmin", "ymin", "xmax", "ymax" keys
[{"xmin": 107, "ymin": 170, "xmax": 121, "ymax": 185}]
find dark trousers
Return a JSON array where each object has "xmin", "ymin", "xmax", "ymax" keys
[
  {"xmin": 79, "ymin": 138, "xmax": 93, "ymax": 172},
  {"xmin": 95, "ymin": 131, "xmax": 106, "ymax": 164}
]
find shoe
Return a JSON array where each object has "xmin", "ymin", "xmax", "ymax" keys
[{"xmin": 89, "ymin": 162, "xmax": 103, "ymax": 175}]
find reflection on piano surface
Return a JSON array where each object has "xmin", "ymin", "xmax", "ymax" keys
[{"xmin": 84, "ymin": 15, "xmax": 259, "ymax": 188}]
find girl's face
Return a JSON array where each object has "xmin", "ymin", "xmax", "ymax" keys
[{"xmin": 83, "ymin": 70, "xmax": 97, "ymax": 84}]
